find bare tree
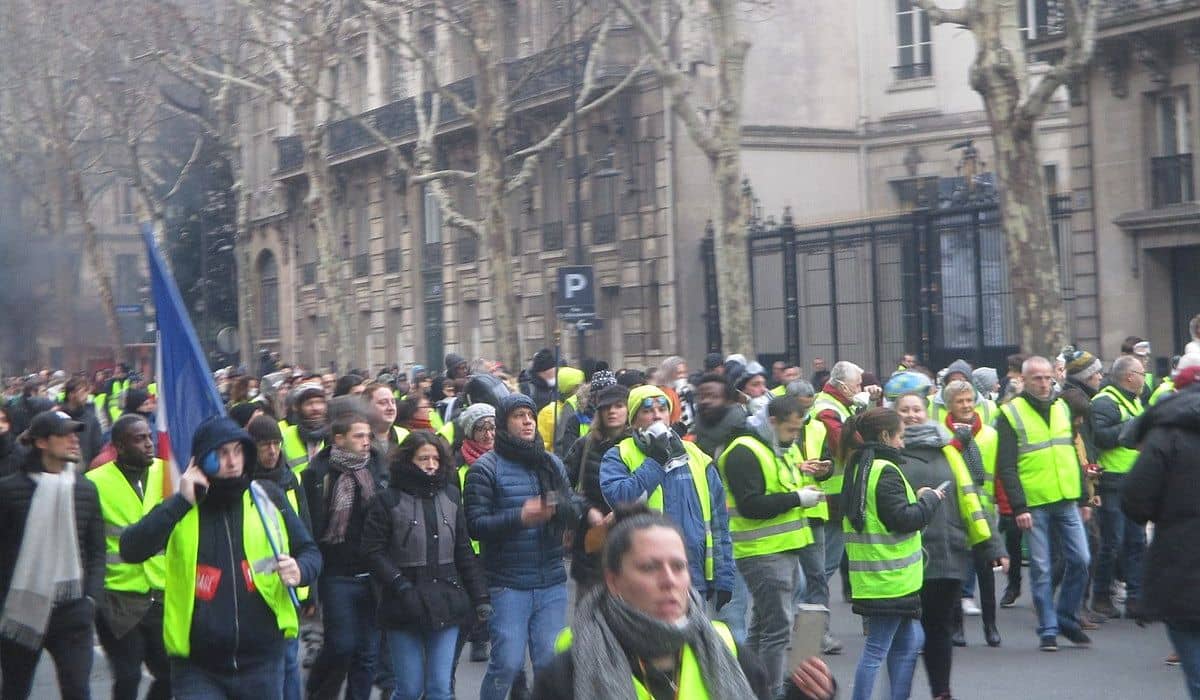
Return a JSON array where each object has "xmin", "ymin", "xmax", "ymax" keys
[
  {"xmin": 0, "ymin": 0, "xmax": 127, "ymax": 361},
  {"xmin": 611, "ymin": 0, "xmax": 754, "ymax": 357},
  {"xmin": 915, "ymin": 0, "xmax": 1097, "ymax": 355}
]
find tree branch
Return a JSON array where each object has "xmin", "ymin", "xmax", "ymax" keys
[
  {"xmin": 912, "ymin": 0, "xmax": 974, "ymax": 27},
  {"xmin": 1018, "ymin": 0, "xmax": 1096, "ymax": 124}
]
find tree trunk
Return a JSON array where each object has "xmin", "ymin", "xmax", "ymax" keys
[
  {"xmin": 711, "ymin": 10, "xmax": 753, "ymax": 358},
  {"xmin": 67, "ymin": 165, "xmax": 125, "ymax": 363},
  {"xmin": 302, "ymin": 127, "xmax": 354, "ymax": 371},
  {"xmin": 973, "ymin": 2, "xmax": 1067, "ymax": 356},
  {"xmin": 234, "ymin": 184, "xmax": 256, "ymax": 367}
]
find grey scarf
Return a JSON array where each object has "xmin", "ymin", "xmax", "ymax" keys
[
  {"xmin": 902, "ymin": 421, "xmax": 948, "ymax": 448},
  {"xmin": 0, "ymin": 465, "xmax": 82, "ymax": 649},
  {"xmin": 952, "ymin": 425, "xmax": 988, "ymax": 485},
  {"xmin": 569, "ymin": 586, "xmax": 755, "ymax": 700}
]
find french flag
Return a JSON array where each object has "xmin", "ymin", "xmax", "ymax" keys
[{"xmin": 142, "ymin": 223, "xmax": 227, "ymax": 497}]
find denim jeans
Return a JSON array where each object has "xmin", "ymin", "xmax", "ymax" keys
[
  {"xmin": 1026, "ymin": 500, "xmax": 1091, "ymax": 638},
  {"xmin": 283, "ymin": 637, "xmax": 301, "ymax": 700},
  {"xmin": 716, "ymin": 567, "xmax": 751, "ymax": 645},
  {"xmin": 387, "ymin": 626, "xmax": 459, "ymax": 700},
  {"xmin": 1167, "ymin": 622, "xmax": 1200, "ymax": 699},
  {"xmin": 171, "ymin": 650, "xmax": 284, "ymax": 700},
  {"xmin": 306, "ymin": 575, "xmax": 380, "ymax": 700},
  {"xmin": 795, "ymin": 521, "xmax": 828, "ymax": 607},
  {"xmin": 1093, "ymin": 487, "xmax": 1146, "ymax": 601},
  {"xmin": 739, "ymin": 552, "xmax": 803, "ymax": 697},
  {"xmin": 822, "ymin": 519, "xmax": 845, "ymax": 590},
  {"xmin": 480, "ymin": 584, "xmax": 567, "ymax": 700},
  {"xmin": 851, "ymin": 615, "xmax": 924, "ymax": 700}
]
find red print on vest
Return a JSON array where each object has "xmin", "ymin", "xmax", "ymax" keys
[
  {"xmin": 241, "ymin": 560, "xmax": 257, "ymax": 593},
  {"xmin": 195, "ymin": 564, "xmax": 222, "ymax": 602}
]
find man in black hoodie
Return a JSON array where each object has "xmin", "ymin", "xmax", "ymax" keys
[
  {"xmin": 60, "ymin": 377, "xmax": 102, "ymax": 467},
  {"xmin": 0, "ymin": 410, "xmax": 105, "ymax": 700},
  {"xmin": 120, "ymin": 415, "xmax": 322, "ymax": 698}
]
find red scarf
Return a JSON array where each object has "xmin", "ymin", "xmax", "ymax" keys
[
  {"xmin": 461, "ymin": 438, "xmax": 490, "ymax": 465},
  {"xmin": 404, "ymin": 416, "xmax": 433, "ymax": 431},
  {"xmin": 946, "ymin": 411, "xmax": 982, "ymax": 452}
]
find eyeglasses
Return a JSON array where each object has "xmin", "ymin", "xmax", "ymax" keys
[
  {"xmin": 640, "ymin": 397, "xmax": 670, "ymax": 411},
  {"xmin": 474, "ymin": 423, "xmax": 497, "ymax": 434}
]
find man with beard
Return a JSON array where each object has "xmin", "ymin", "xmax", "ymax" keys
[
  {"xmin": 60, "ymin": 377, "xmax": 101, "ymax": 467},
  {"xmin": 279, "ymin": 383, "xmax": 329, "ymax": 478},
  {"xmin": 120, "ymin": 415, "xmax": 321, "ymax": 697},
  {"xmin": 692, "ymin": 373, "xmax": 748, "ymax": 458},
  {"xmin": 304, "ymin": 412, "xmax": 383, "ymax": 700},
  {"xmin": 0, "ymin": 410, "xmax": 105, "ymax": 699},
  {"xmin": 87, "ymin": 415, "xmax": 171, "ymax": 700}
]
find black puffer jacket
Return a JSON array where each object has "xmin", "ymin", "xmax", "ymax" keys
[
  {"xmin": 361, "ymin": 460, "xmax": 487, "ymax": 630},
  {"xmin": 304, "ymin": 444, "xmax": 388, "ymax": 577},
  {"xmin": 1122, "ymin": 386, "xmax": 1200, "ymax": 624},
  {"xmin": 0, "ymin": 450, "xmax": 106, "ymax": 607}
]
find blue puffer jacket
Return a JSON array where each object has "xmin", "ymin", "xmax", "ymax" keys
[
  {"xmin": 598, "ymin": 444, "xmax": 735, "ymax": 596},
  {"xmin": 464, "ymin": 449, "xmax": 577, "ymax": 590}
]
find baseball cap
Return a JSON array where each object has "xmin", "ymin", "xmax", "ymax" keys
[{"xmin": 21, "ymin": 410, "xmax": 85, "ymax": 445}]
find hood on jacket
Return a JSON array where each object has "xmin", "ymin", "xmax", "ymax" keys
[
  {"xmin": 192, "ymin": 415, "xmax": 257, "ymax": 473},
  {"xmin": 943, "ymin": 359, "xmax": 974, "ymax": 383},
  {"xmin": 1131, "ymin": 386, "xmax": 1200, "ymax": 444}
]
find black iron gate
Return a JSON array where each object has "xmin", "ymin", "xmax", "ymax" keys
[{"xmin": 702, "ymin": 197, "xmax": 1072, "ymax": 376}]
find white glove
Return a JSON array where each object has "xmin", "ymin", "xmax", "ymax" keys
[
  {"xmin": 795, "ymin": 487, "xmax": 824, "ymax": 508},
  {"xmin": 851, "ymin": 391, "xmax": 871, "ymax": 409}
]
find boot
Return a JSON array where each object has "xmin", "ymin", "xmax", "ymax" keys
[
  {"xmin": 952, "ymin": 605, "xmax": 967, "ymax": 647},
  {"xmin": 983, "ymin": 622, "xmax": 1001, "ymax": 647},
  {"xmin": 1000, "ymin": 586, "xmax": 1020, "ymax": 608},
  {"xmin": 1091, "ymin": 593, "xmax": 1119, "ymax": 619}
]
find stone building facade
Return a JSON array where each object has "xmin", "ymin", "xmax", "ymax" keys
[{"xmin": 240, "ymin": 1, "xmax": 1076, "ymax": 373}]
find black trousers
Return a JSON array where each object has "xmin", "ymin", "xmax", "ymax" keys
[
  {"xmin": 0, "ymin": 598, "xmax": 95, "ymax": 700},
  {"xmin": 95, "ymin": 598, "xmax": 171, "ymax": 700},
  {"xmin": 920, "ymin": 578, "xmax": 960, "ymax": 698},
  {"xmin": 1000, "ymin": 515, "xmax": 1023, "ymax": 592},
  {"xmin": 971, "ymin": 549, "xmax": 997, "ymax": 626}
]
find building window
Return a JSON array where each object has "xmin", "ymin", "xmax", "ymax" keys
[
  {"xmin": 1152, "ymin": 90, "xmax": 1194, "ymax": 207},
  {"xmin": 1019, "ymin": 0, "xmax": 1053, "ymax": 40},
  {"xmin": 424, "ymin": 187, "xmax": 442, "ymax": 244},
  {"xmin": 895, "ymin": 1, "xmax": 932, "ymax": 81},
  {"xmin": 258, "ymin": 251, "xmax": 280, "ymax": 338}
]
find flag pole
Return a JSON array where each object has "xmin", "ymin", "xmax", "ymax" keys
[{"xmin": 248, "ymin": 482, "xmax": 302, "ymax": 609}]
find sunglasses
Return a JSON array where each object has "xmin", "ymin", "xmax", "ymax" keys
[{"xmin": 640, "ymin": 397, "xmax": 670, "ymax": 410}]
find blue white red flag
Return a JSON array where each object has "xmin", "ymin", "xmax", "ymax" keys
[{"xmin": 142, "ymin": 223, "xmax": 226, "ymax": 495}]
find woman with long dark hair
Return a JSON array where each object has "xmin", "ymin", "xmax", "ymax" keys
[
  {"xmin": 840, "ymin": 407, "xmax": 943, "ymax": 700},
  {"xmin": 361, "ymin": 431, "xmax": 489, "ymax": 700}
]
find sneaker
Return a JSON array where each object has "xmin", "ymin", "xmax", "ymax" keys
[
  {"xmin": 1079, "ymin": 616, "xmax": 1099, "ymax": 631},
  {"xmin": 821, "ymin": 632, "xmax": 844, "ymax": 655},
  {"xmin": 1062, "ymin": 627, "xmax": 1092, "ymax": 646},
  {"xmin": 1039, "ymin": 635, "xmax": 1059, "ymax": 652},
  {"xmin": 1167, "ymin": 653, "xmax": 1181, "ymax": 666},
  {"xmin": 961, "ymin": 597, "xmax": 982, "ymax": 616},
  {"xmin": 1000, "ymin": 588, "xmax": 1020, "ymax": 608},
  {"xmin": 1112, "ymin": 581, "xmax": 1127, "ymax": 604}
]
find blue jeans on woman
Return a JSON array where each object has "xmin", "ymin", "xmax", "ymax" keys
[
  {"xmin": 387, "ymin": 626, "xmax": 460, "ymax": 700},
  {"xmin": 851, "ymin": 615, "xmax": 925, "ymax": 700},
  {"xmin": 1168, "ymin": 622, "xmax": 1200, "ymax": 699}
]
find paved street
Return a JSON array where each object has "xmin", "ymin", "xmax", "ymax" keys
[{"xmin": 41, "ymin": 572, "xmax": 1185, "ymax": 699}]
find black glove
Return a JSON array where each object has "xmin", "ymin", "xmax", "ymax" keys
[
  {"xmin": 476, "ymin": 603, "xmax": 494, "ymax": 621},
  {"xmin": 665, "ymin": 432, "xmax": 687, "ymax": 460},
  {"xmin": 636, "ymin": 428, "xmax": 672, "ymax": 465},
  {"xmin": 714, "ymin": 589, "xmax": 733, "ymax": 612}
]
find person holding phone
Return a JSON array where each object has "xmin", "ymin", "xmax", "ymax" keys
[
  {"xmin": 840, "ymin": 407, "xmax": 942, "ymax": 700},
  {"xmin": 892, "ymin": 393, "xmax": 1006, "ymax": 700},
  {"xmin": 119, "ymin": 415, "xmax": 322, "ymax": 698}
]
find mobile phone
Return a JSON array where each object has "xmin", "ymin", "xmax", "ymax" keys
[
  {"xmin": 789, "ymin": 604, "xmax": 828, "ymax": 668},
  {"xmin": 935, "ymin": 480, "xmax": 952, "ymax": 493}
]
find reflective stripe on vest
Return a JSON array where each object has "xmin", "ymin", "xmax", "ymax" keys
[
  {"xmin": 617, "ymin": 437, "xmax": 715, "ymax": 580},
  {"xmin": 163, "ymin": 488, "xmax": 298, "ymax": 657},
  {"xmin": 457, "ymin": 464, "xmax": 481, "ymax": 555},
  {"xmin": 555, "ymin": 621, "xmax": 737, "ymax": 699},
  {"xmin": 811, "ymin": 392, "xmax": 851, "ymax": 495},
  {"xmin": 717, "ymin": 436, "xmax": 812, "ymax": 559},
  {"xmin": 999, "ymin": 398, "xmax": 1081, "ymax": 507},
  {"xmin": 787, "ymin": 419, "xmax": 830, "ymax": 521},
  {"xmin": 842, "ymin": 459, "xmax": 923, "ymax": 599},
  {"xmin": 1092, "ymin": 385, "xmax": 1144, "ymax": 474},
  {"xmin": 940, "ymin": 447, "xmax": 993, "ymax": 547},
  {"xmin": 87, "ymin": 460, "xmax": 167, "ymax": 592},
  {"xmin": 279, "ymin": 422, "xmax": 321, "ymax": 475},
  {"xmin": 1149, "ymin": 378, "xmax": 1175, "ymax": 406}
]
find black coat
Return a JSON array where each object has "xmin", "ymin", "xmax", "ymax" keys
[
  {"xmin": 0, "ymin": 453, "xmax": 106, "ymax": 608},
  {"xmin": 304, "ymin": 444, "xmax": 387, "ymax": 577},
  {"xmin": 1122, "ymin": 387, "xmax": 1200, "ymax": 624},
  {"xmin": 361, "ymin": 465, "xmax": 488, "ymax": 630},
  {"xmin": 563, "ymin": 429, "xmax": 626, "ymax": 587},
  {"xmin": 62, "ymin": 402, "xmax": 103, "ymax": 469}
]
